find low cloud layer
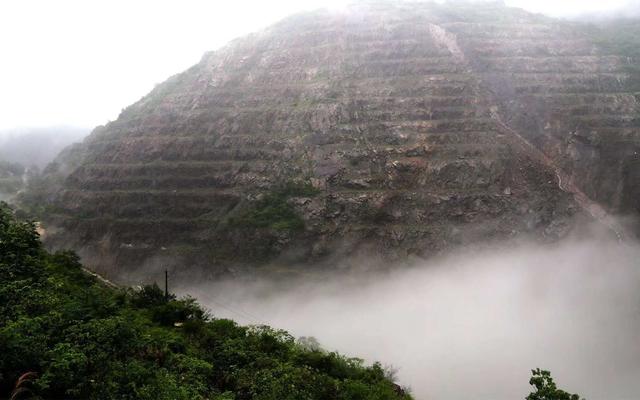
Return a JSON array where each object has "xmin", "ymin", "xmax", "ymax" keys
[{"xmin": 182, "ymin": 237, "xmax": 640, "ymax": 400}]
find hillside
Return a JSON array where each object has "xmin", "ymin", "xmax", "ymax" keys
[
  {"xmin": 0, "ymin": 161, "xmax": 26, "ymax": 202},
  {"xmin": 0, "ymin": 203, "xmax": 410, "ymax": 399},
  {"xmin": 25, "ymin": 1, "xmax": 640, "ymax": 278}
]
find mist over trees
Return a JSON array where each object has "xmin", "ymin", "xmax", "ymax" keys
[
  {"xmin": 0, "ymin": 126, "xmax": 88, "ymax": 169},
  {"xmin": 0, "ymin": 126, "xmax": 88, "ymax": 202}
]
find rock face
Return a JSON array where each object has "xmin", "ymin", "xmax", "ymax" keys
[{"xmin": 37, "ymin": 1, "xmax": 639, "ymax": 278}]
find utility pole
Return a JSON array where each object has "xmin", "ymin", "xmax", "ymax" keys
[{"xmin": 164, "ymin": 269, "xmax": 169, "ymax": 301}]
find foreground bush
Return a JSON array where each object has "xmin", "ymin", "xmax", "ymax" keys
[
  {"xmin": 0, "ymin": 203, "xmax": 410, "ymax": 400},
  {"xmin": 527, "ymin": 368, "xmax": 584, "ymax": 400}
]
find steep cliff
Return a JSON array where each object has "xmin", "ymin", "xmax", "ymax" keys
[{"xmin": 33, "ymin": 1, "xmax": 639, "ymax": 278}]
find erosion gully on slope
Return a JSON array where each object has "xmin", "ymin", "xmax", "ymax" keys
[
  {"xmin": 491, "ymin": 109, "xmax": 625, "ymax": 242},
  {"xmin": 426, "ymin": 21, "xmax": 626, "ymax": 242}
]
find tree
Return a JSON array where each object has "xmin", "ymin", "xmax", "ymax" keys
[
  {"xmin": 526, "ymin": 368, "xmax": 583, "ymax": 400},
  {"xmin": 0, "ymin": 202, "xmax": 411, "ymax": 399}
]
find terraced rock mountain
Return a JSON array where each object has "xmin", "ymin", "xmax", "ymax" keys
[{"xmin": 29, "ymin": 1, "xmax": 640, "ymax": 279}]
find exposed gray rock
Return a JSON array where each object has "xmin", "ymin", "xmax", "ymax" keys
[{"xmin": 29, "ymin": 1, "xmax": 638, "ymax": 279}]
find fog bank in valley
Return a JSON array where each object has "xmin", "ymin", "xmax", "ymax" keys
[{"xmin": 182, "ymin": 237, "xmax": 640, "ymax": 400}]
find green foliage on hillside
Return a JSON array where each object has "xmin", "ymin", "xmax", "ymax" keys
[
  {"xmin": 0, "ymin": 202, "xmax": 409, "ymax": 400},
  {"xmin": 229, "ymin": 182, "xmax": 319, "ymax": 232}
]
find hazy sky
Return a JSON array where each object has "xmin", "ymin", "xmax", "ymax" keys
[{"xmin": 0, "ymin": 0, "xmax": 637, "ymax": 130}]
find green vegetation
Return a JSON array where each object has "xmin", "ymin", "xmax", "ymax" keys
[
  {"xmin": 229, "ymin": 181, "xmax": 319, "ymax": 232},
  {"xmin": 527, "ymin": 369, "xmax": 584, "ymax": 400},
  {"xmin": 0, "ymin": 202, "xmax": 409, "ymax": 399},
  {"xmin": 0, "ymin": 161, "xmax": 26, "ymax": 198}
]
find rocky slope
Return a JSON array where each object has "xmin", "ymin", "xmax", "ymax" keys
[{"xmin": 31, "ymin": 1, "xmax": 639, "ymax": 279}]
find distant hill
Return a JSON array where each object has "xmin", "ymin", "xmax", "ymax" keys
[
  {"xmin": 0, "ymin": 160, "xmax": 26, "ymax": 202},
  {"xmin": 0, "ymin": 126, "xmax": 88, "ymax": 202},
  {"xmin": 27, "ymin": 1, "xmax": 640, "ymax": 279},
  {"xmin": 0, "ymin": 126, "xmax": 89, "ymax": 169}
]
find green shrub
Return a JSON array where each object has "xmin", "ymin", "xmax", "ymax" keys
[
  {"xmin": 229, "ymin": 181, "xmax": 318, "ymax": 232},
  {"xmin": 0, "ymin": 203, "xmax": 411, "ymax": 400},
  {"xmin": 130, "ymin": 283, "xmax": 173, "ymax": 308},
  {"xmin": 527, "ymin": 369, "xmax": 583, "ymax": 400}
]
